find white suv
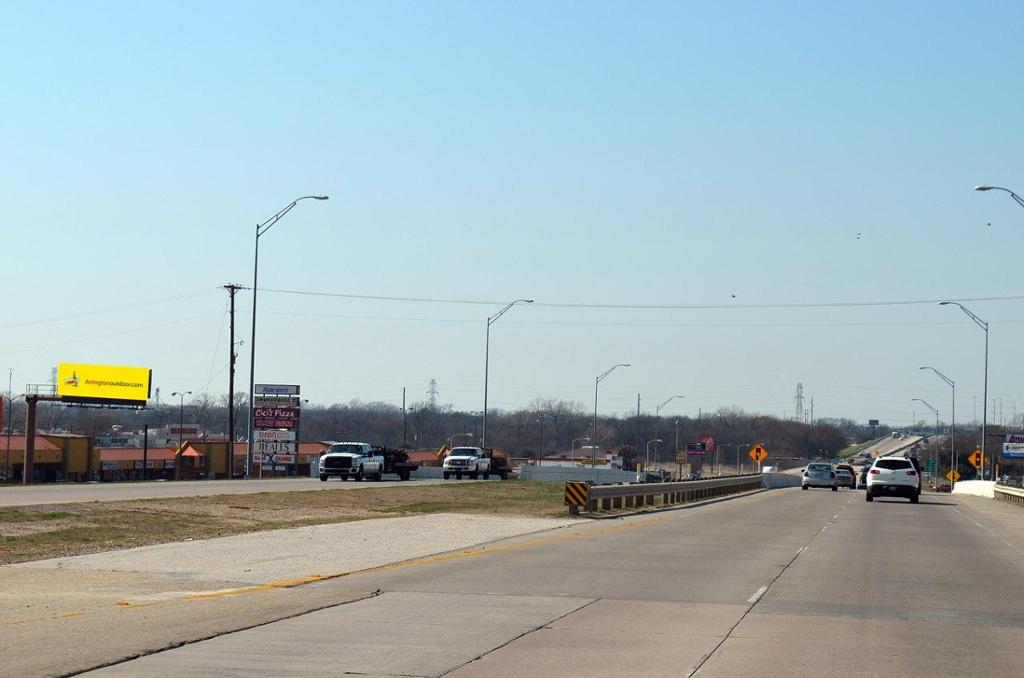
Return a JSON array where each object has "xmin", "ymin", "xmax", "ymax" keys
[{"xmin": 866, "ymin": 457, "xmax": 920, "ymax": 503}]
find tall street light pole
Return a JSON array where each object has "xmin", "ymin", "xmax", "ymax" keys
[
  {"xmin": 912, "ymin": 398, "xmax": 940, "ymax": 482},
  {"xmin": 654, "ymin": 395, "xmax": 684, "ymax": 465},
  {"xmin": 976, "ymin": 184, "xmax": 1024, "ymax": 209},
  {"xmin": 940, "ymin": 301, "xmax": 989, "ymax": 478},
  {"xmin": 594, "ymin": 363, "xmax": 630, "ymax": 469},
  {"xmin": 481, "ymin": 299, "xmax": 533, "ymax": 450},
  {"xmin": 645, "ymin": 439, "xmax": 662, "ymax": 477},
  {"xmin": 921, "ymin": 366, "xmax": 956, "ymax": 486},
  {"xmin": 247, "ymin": 195, "xmax": 328, "ymax": 479}
]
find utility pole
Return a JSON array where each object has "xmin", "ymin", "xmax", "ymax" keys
[
  {"xmin": 402, "ymin": 387, "xmax": 407, "ymax": 448},
  {"xmin": 224, "ymin": 284, "xmax": 242, "ymax": 478}
]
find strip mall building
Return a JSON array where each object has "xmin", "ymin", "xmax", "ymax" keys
[{"xmin": 0, "ymin": 437, "xmax": 330, "ymax": 482}]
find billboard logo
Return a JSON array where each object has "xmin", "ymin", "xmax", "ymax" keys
[{"xmin": 64, "ymin": 371, "xmax": 79, "ymax": 388}]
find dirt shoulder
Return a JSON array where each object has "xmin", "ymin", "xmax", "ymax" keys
[{"xmin": 0, "ymin": 480, "xmax": 565, "ymax": 564}]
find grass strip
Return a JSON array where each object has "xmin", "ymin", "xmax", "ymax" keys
[{"xmin": 0, "ymin": 480, "xmax": 566, "ymax": 565}]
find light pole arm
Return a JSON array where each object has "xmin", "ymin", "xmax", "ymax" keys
[
  {"xmin": 941, "ymin": 302, "xmax": 988, "ymax": 331},
  {"xmin": 257, "ymin": 196, "xmax": 328, "ymax": 239},
  {"xmin": 487, "ymin": 298, "xmax": 533, "ymax": 326},
  {"xmin": 977, "ymin": 185, "xmax": 1024, "ymax": 209},
  {"xmin": 598, "ymin": 363, "xmax": 630, "ymax": 384},
  {"xmin": 912, "ymin": 398, "xmax": 939, "ymax": 417},
  {"xmin": 920, "ymin": 366, "xmax": 954, "ymax": 389}
]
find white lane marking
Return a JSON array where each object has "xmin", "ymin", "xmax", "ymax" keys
[
  {"xmin": 833, "ymin": 514, "xmax": 839, "ymax": 520},
  {"xmin": 971, "ymin": 519, "xmax": 983, "ymax": 528},
  {"xmin": 795, "ymin": 547, "xmax": 805, "ymax": 556},
  {"xmin": 746, "ymin": 586, "xmax": 768, "ymax": 604}
]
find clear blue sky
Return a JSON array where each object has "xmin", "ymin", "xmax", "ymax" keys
[{"xmin": 2, "ymin": 1, "xmax": 1022, "ymax": 425}]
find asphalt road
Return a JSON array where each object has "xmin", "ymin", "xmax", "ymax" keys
[
  {"xmin": 0, "ymin": 476, "xmax": 461, "ymax": 506},
  {"xmin": 76, "ymin": 486, "xmax": 1024, "ymax": 677}
]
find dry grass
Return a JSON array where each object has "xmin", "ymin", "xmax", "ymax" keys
[{"xmin": 0, "ymin": 481, "xmax": 565, "ymax": 564}]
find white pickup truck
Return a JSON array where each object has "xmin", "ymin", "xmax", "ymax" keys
[
  {"xmin": 319, "ymin": 442, "xmax": 384, "ymax": 481},
  {"xmin": 442, "ymin": 446, "xmax": 503, "ymax": 480}
]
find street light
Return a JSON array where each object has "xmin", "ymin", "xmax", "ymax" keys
[
  {"xmin": 170, "ymin": 391, "xmax": 192, "ymax": 458},
  {"xmin": 920, "ymin": 366, "xmax": 956, "ymax": 486},
  {"xmin": 247, "ymin": 195, "xmax": 328, "ymax": 479},
  {"xmin": 654, "ymin": 395, "xmax": 684, "ymax": 464},
  {"xmin": 975, "ymin": 185, "xmax": 1024, "ymax": 209},
  {"xmin": 593, "ymin": 363, "xmax": 630, "ymax": 469},
  {"xmin": 645, "ymin": 439, "xmax": 662, "ymax": 478},
  {"xmin": 482, "ymin": 299, "xmax": 533, "ymax": 449},
  {"xmin": 940, "ymin": 301, "xmax": 989, "ymax": 479},
  {"xmin": 912, "ymin": 398, "xmax": 940, "ymax": 482}
]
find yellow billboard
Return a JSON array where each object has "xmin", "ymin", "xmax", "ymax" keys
[{"xmin": 57, "ymin": 363, "xmax": 152, "ymax": 404}]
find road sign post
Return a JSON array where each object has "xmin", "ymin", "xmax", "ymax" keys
[{"xmin": 748, "ymin": 443, "xmax": 769, "ymax": 472}]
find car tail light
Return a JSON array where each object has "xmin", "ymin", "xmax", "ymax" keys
[
  {"xmin": 907, "ymin": 470, "xmax": 917, "ymax": 476},
  {"xmin": 869, "ymin": 469, "xmax": 880, "ymax": 475}
]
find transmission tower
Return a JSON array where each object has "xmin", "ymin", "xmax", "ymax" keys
[
  {"xmin": 426, "ymin": 379, "xmax": 439, "ymax": 407},
  {"xmin": 794, "ymin": 383, "xmax": 805, "ymax": 422}
]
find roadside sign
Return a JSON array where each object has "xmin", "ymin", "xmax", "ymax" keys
[
  {"xmin": 256, "ymin": 429, "xmax": 297, "ymax": 442},
  {"xmin": 925, "ymin": 459, "xmax": 936, "ymax": 474},
  {"xmin": 675, "ymin": 450, "xmax": 688, "ymax": 464},
  {"xmin": 253, "ymin": 406, "xmax": 300, "ymax": 430},
  {"xmin": 946, "ymin": 469, "xmax": 961, "ymax": 482},
  {"xmin": 255, "ymin": 441, "xmax": 297, "ymax": 454},
  {"xmin": 253, "ymin": 395, "xmax": 301, "ymax": 408},
  {"xmin": 699, "ymin": 435, "xmax": 717, "ymax": 453},
  {"xmin": 253, "ymin": 453, "xmax": 296, "ymax": 465},
  {"xmin": 748, "ymin": 444, "xmax": 768, "ymax": 464},
  {"xmin": 255, "ymin": 384, "xmax": 300, "ymax": 396},
  {"xmin": 564, "ymin": 481, "xmax": 589, "ymax": 507},
  {"xmin": 868, "ymin": 419, "xmax": 879, "ymax": 426},
  {"xmin": 967, "ymin": 449, "xmax": 983, "ymax": 470},
  {"xmin": 1003, "ymin": 433, "xmax": 1024, "ymax": 459}
]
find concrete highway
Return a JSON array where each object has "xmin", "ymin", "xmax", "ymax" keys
[
  {"xmin": 0, "ymin": 476, "xmax": 461, "ymax": 506},
  {"xmin": 70, "ymin": 487, "xmax": 1024, "ymax": 677}
]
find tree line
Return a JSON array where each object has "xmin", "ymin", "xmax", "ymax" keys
[{"xmin": 3, "ymin": 394, "xmax": 861, "ymax": 464}]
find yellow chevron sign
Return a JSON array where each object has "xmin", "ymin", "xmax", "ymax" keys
[{"xmin": 564, "ymin": 481, "xmax": 589, "ymax": 507}]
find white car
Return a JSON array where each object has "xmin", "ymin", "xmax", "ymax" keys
[
  {"xmin": 802, "ymin": 463, "xmax": 837, "ymax": 491},
  {"xmin": 865, "ymin": 457, "xmax": 920, "ymax": 503},
  {"xmin": 319, "ymin": 442, "xmax": 384, "ymax": 481},
  {"xmin": 442, "ymin": 447, "xmax": 491, "ymax": 480}
]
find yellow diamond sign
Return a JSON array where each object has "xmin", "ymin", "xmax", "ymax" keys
[{"xmin": 748, "ymin": 444, "xmax": 768, "ymax": 464}]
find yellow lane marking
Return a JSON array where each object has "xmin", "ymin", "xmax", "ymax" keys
[{"xmin": 185, "ymin": 512, "xmax": 689, "ymax": 600}]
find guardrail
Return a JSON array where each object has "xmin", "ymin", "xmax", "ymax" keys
[
  {"xmin": 994, "ymin": 484, "xmax": 1024, "ymax": 506},
  {"xmin": 564, "ymin": 474, "xmax": 764, "ymax": 515}
]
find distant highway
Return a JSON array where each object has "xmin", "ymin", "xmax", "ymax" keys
[
  {"xmin": 76, "ymin": 487, "xmax": 1024, "ymax": 677},
  {"xmin": 0, "ymin": 477, "xmax": 463, "ymax": 507}
]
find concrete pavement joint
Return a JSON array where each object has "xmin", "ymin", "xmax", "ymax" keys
[
  {"xmin": 60, "ymin": 590, "xmax": 384, "ymax": 678},
  {"xmin": 686, "ymin": 492, "xmax": 856, "ymax": 677},
  {"xmin": 438, "ymin": 597, "xmax": 601, "ymax": 676}
]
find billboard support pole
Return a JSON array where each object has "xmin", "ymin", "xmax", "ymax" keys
[
  {"xmin": 143, "ymin": 424, "xmax": 149, "ymax": 481},
  {"xmin": 23, "ymin": 397, "xmax": 37, "ymax": 484}
]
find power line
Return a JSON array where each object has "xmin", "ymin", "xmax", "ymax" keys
[
  {"xmin": 255, "ymin": 286, "xmax": 1024, "ymax": 310},
  {"xmin": 0, "ymin": 288, "xmax": 220, "ymax": 331},
  {"xmin": 254, "ymin": 309, "xmax": 1024, "ymax": 329}
]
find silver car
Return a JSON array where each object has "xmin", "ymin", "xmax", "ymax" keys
[{"xmin": 802, "ymin": 463, "xmax": 838, "ymax": 491}]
